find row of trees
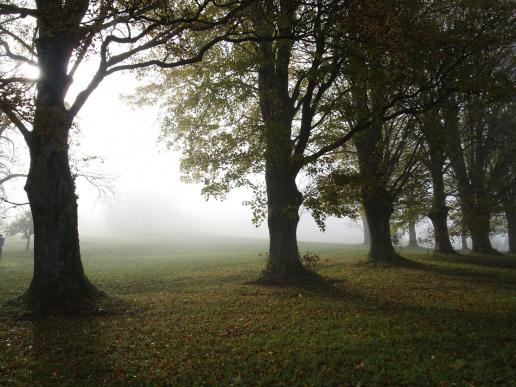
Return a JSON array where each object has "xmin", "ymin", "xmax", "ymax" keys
[
  {"xmin": 152, "ymin": 0, "xmax": 514, "ymax": 269},
  {"xmin": 0, "ymin": 0, "xmax": 514, "ymax": 310}
]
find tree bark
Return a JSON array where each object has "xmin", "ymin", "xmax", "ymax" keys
[
  {"xmin": 462, "ymin": 203, "xmax": 497, "ymax": 254},
  {"xmin": 24, "ymin": 112, "xmax": 99, "ymax": 307},
  {"xmin": 253, "ymin": 3, "xmax": 307, "ymax": 281},
  {"xmin": 427, "ymin": 173, "xmax": 456, "ymax": 254},
  {"xmin": 360, "ymin": 211, "xmax": 370, "ymax": 245},
  {"xmin": 408, "ymin": 219, "xmax": 418, "ymax": 248},
  {"xmin": 461, "ymin": 234, "xmax": 469, "ymax": 250},
  {"xmin": 22, "ymin": 2, "xmax": 100, "ymax": 308},
  {"xmin": 354, "ymin": 124, "xmax": 399, "ymax": 263},
  {"xmin": 263, "ymin": 170, "xmax": 306, "ymax": 280},
  {"xmin": 363, "ymin": 198, "xmax": 398, "ymax": 261},
  {"xmin": 503, "ymin": 198, "xmax": 516, "ymax": 254},
  {"xmin": 428, "ymin": 204, "xmax": 455, "ymax": 254},
  {"xmin": 421, "ymin": 107, "xmax": 455, "ymax": 254}
]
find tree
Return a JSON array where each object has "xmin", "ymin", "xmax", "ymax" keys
[
  {"xmin": 419, "ymin": 105, "xmax": 456, "ymax": 254},
  {"xmin": 443, "ymin": 96, "xmax": 512, "ymax": 254},
  {"xmin": 0, "ymin": 0, "xmax": 250, "ymax": 309},
  {"xmin": 350, "ymin": 94, "xmax": 423, "ymax": 261},
  {"xmin": 156, "ymin": 0, "xmax": 359, "ymax": 281},
  {"xmin": 6, "ymin": 209, "xmax": 33, "ymax": 250},
  {"xmin": 490, "ymin": 103, "xmax": 516, "ymax": 253},
  {"xmin": 393, "ymin": 173, "xmax": 431, "ymax": 249},
  {"xmin": 0, "ymin": 117, "xmax": 27, "ymax": 205}
]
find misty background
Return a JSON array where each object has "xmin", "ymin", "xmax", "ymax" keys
[
  {"xmin": 3, "ymin": 70, "xmax": 366, "ymax": 244},
  {"xmin": 4, "ymin": 68, "xmax": 506, "ymax": 249}
]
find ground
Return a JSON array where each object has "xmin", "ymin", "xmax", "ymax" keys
[{"xmin": 0, "ymin": 236, "xmax": 515, "ymax": 386}]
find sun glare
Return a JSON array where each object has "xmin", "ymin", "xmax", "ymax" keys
[{"xmin": 19, "ymin": 63, "xmax": 39, "ymax": 80}]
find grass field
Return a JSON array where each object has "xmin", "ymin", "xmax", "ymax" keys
[{"xmin": 0, "ymin": 236, "xmax": 515, "ymax": 386}]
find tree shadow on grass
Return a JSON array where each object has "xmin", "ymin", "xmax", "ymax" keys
[
  {"xmin": 417, "ymin": 261, "xmax": 515, "ymax": 286},
  {"xmin": 245, "ymin": 253, "xmax": 516, "ymax": 307},
  {"xmin": 424, "ymin": 253, "xmax": 516, "ymax": 270},
  {"xmin": 328, "ymin": 253, "xmax": 516, "ymax": 293},
  {"xmin": 29, "ymin": 317, "xmax": 113, "ymax": 385},
  {"xmin": 244, "ymin": 270, "xmax": 351, "ymax": 300}
]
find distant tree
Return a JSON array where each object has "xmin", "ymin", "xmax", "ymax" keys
[
  {"xmin": 6, "ymin": 210, "xmax": 33, "ymax": 250},
  {"xmin": 0, "ymin": 117, "xmax": 27, "ymax": 205},
  {"xmin": 392, "ymin": 171, "xmax": 432, "ymax": 249}
]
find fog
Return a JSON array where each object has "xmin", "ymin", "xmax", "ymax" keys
[
  {"xmin": 4, "ymin": 70, "xmax": 364, "ymax": 244},
  {"xmin": 5, "ymin": 69, "xmax": 508, "ymax": 249},
  {"xmin": 10, "ymin": 64, "xmax": 504, "ymax": 250}
]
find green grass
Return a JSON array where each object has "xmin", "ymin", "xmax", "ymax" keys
[{"xmin": 0, "ymin": 237, "xmax": 515, "ymax": 386}]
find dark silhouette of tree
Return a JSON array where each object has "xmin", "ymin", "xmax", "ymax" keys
[
  {"xmin": 490, "ymin": 104, "xmax": 516, "ymax": 253},
  {"xmin": 419, "ymin": 105, "xmax": 457, "ymax": 254},
  {"xmin": 443, "ymin": 97, "xmax": 512, "ymax": 254}
]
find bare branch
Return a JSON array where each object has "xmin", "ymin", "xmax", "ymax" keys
[
  {"xmin": 0, "ymin": 38, "xmax": 37, "ymax": 65},
  {"xmin": 0, "ymin": 4, "xmax": 37, "ymax": 17},
  {"xmin": 0, "ymin": 100, "xmax": 31, "ymax": 141},
  {"xmin": 0, "ymin": 196, "xmax": 28, "ymax": 206},
  {"xmin": 0, "ymin": 173, "xmax": 26, "ymax": 185},
  {"xmin": 0, "ymin": 24, "xmax": 36, "ymax": 56}
]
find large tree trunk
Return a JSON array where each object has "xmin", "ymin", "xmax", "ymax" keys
[
  {"xmin": 253, "ymin": 7, "xmax": 306, "ymax": 281},
  {"xmin": 407, "ymin": 219, "xmax": 418, "ymax": 248},
  {"xmin": 461, "ymin": 234, "xmax": 469, "ymax": 250},
  {"xmin": 360, "ymin": 211, "xmax": 370, "ymax": 245},
  {"xmin": 422, "ymin": 107, "xmax": 455, "ymax": 254},
  {"xmin": 427, "ymin": 173, "xmax": 455, "ymax": 254},
  {"xmin": 504, "ymin": 198, "xmax": 516, "ymax": 254},
  {"xmin": 428, "ymin": 205, "xmax": 455, "ymax": 254},
  {"xmin": 463, "ymin": 204, "xmax": 497, "ymax": 254},
  {"xmin": 363, "ymin": 198, "xmax": 398, "ymax": 262},
  {"xmin": 354, "ymin": 125, "xmax": 399, "ymax": 263},
  {"xmin": 24, "ymin": 129, "xmax": 99, "ymax": 307},
  {"xmin": 23, "ymin": 2, "xmax": 100, "ymax": 308},
  {"xmin": 350, "ymin": 73, "xmax": 400, "ymax": 263},
  {"xmin": 263, "ymin": 171, "xmax": 306, "ymax": 280}
]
